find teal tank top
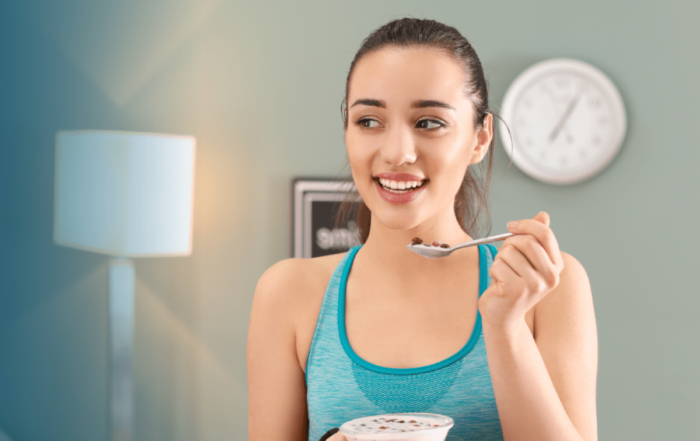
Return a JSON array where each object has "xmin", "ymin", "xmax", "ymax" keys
[{"xmin": 305, "ymin": 244, "xmax": 503, "ymax": 441}]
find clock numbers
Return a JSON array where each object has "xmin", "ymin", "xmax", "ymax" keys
[
  {"xmin": 511, "ymin": 73, "xmax": 614, "ymax": 175},
  {"xmin": 500, "ymin": 59, "xmax": 626, "ymax": 184}
]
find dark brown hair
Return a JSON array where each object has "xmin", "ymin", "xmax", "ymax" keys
[{"xmin": 337, "ymin": 18, "xmax": 495, "ymax": 243}]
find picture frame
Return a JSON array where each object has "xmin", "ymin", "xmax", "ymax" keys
[{"xmin": 291, "ymin": 178, "xmax": 361, "ymax": 258}]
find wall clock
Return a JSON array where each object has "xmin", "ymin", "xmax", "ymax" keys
[{"xmin": 499, "ymin": 58, "xmax": 627, "ymax": 185}]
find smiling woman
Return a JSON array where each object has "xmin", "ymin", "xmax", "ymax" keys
[
  {"xmin": 341, "ymin": 42, "xmax": 492, "ymax": 244},
  {"xmin": 247, "ymin": 18, "xmax": 598, "ymax": 441},
  {"xmin": 338, "ymin": 23, "xmax": 494, "ymax": 244}
]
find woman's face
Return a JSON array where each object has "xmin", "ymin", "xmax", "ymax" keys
[{"xmin": 345, "ymin": 47, "xmax": 492, "ymax": 233}]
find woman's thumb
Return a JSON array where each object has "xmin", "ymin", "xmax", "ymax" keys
[{"xmin": 534, "ymin": 211, "xmax": 550, "ymax": 227}]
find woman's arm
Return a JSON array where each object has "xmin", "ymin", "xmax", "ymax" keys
[
  {"xmin": 483, "ymin": 252, "xmax": 597, "ymax": 441},
  {"xmin": 479, "ymin": 213, "xmax": 598, "ymax": 441},
  {"xmin": 248, "ymin": 260, "xmax": 309, "ymax": 441}
]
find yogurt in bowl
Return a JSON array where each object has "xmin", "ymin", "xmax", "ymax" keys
[{"xmin": 339, "ymin": 413, "xmax": 454, "ymax": 441}]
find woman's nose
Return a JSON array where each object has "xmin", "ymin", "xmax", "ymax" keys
[{"xmin": 379, "ymin": 124, "xmax": 417, "ymax": 166}]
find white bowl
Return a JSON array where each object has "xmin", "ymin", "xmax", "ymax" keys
[{"xmin": 339, "ymin": 413, "xmax": 454, "ymax": 441}]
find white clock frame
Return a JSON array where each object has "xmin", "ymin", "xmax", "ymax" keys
[{"xmin": 499, "ymin": 58, "xmax": 627, "ymax": 185}]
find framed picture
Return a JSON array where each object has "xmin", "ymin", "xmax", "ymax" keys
[{"xmin": 292, "ymin": 178, "xmax": 362, "ymax": 258}]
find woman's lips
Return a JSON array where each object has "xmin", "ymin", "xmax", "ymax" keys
[
  {"xmin": 376, "ymin": 172, "xmax": 425, "ymax": 181},
  {"xmin": 375, "ymin": 180, "xmax": 427, "ymax": 204}
]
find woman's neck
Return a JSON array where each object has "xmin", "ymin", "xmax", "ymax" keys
[{"xmin": 360, "ymin": 208, "xmax": 474, "ymax": 274}]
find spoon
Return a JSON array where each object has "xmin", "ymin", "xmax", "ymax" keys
[{"xmin": 406, "ymin": 233, "xmax": 514, "ymax": 259}]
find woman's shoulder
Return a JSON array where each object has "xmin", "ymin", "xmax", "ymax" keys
[
  {"xmin": 557, "ymin": 251, "xmax": 590, "ymax": 293},
  {"xmin": 535, "ymin": 251, "xmax": 593, "ymax": 329},
  {"xmin": 252, "ymin": 253, "xmax": 347, "ymax": 321},
  {"xmin": 257, "ymin": 253, "xmax": 346, "ymax": 293}
]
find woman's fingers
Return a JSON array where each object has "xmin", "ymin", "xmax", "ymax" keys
[
  {"xmin": 534, "ymin": 211, "xmax": 550, "ymax": 227},
  {"xmin": 506, "ymin": 212, "xmax": 564, "ymax": 269},
  {"xmin": 501, "ymin": 235, "xmax": 557, "ymax": 283},
  {"xmin": 497, "ymin": 244, "xmax": 535, "ymax": 279},
  {"xmin": 489, "ymin": 252, "xmax": 521, "ymax": 293},
  {"xmin": 493, "ymin": 244, "xmax": 549, "ymax": 297},
  {"xmin": 500, "ymin": 211, "xmax": 563, "ymax": 293},
  {"xmin": 483, "ymin": 212, "xmax": 565, "ymax": 325}
]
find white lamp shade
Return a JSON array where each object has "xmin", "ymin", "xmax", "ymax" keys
[{"xmin": 54, "ymin": 130, "xmax": 196, "ymax": 257}]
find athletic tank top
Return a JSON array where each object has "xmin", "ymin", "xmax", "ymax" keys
[{"xmin": 305, "ymin": 244, "xmax": 503, "ymax": 441}]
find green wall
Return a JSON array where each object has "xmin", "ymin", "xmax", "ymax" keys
[{"xmin": 1, "ymin": 0, "xmax": 698, "ymax": 440}]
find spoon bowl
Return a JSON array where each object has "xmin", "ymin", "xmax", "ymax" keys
[{"xmin": 407, "ymin": 233, "xmax": 514, "ymax": 259}]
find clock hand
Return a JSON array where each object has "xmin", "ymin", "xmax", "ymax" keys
[{"xmin": 548, "ymin": 94, "xmax": 581, "ymax": 143}]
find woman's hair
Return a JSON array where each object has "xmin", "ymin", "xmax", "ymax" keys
[{"xmin": 337, "ymin": 17, "xmax": 494, "ymax": 243}]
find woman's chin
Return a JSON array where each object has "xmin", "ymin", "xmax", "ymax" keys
[{"xmin": 370, "ymin": 212, "xmax": 424, "ymax": 234}]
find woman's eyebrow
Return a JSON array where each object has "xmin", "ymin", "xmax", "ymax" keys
[
  {"xmin": 350, "ymin": 99, "xmax": 385, "ymax": 108},
  {"xmin": 349, "ymin": 99, "xmax": 455, "ymax": 110},
  {"xmin": 411, "ymin": 100, "xmax": 455, "ymax": 110}
]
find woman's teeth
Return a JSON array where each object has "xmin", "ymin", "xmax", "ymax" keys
[{"xmin": 378, "ymin": 178, "xmax": 425, "ymax": 193}]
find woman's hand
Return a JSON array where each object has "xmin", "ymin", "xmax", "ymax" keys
[
  {"xmin": 326, "ymin": 432, "xmax": 347, "ymax": 441},
  {"xmin": 478, "ymin": 212, "xmax": 565, "ymax": 331}
]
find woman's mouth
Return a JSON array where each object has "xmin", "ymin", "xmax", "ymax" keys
[
  {"xmin": 375, "ymin": 177, "xmax": 427, "ymax": 193},
  {"xmin": 373, "ymin": 177, "xmax": 428, "ymax": 204}
]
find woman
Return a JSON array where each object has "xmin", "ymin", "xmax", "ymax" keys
[{"xmin": 248, "ymin": 18, "xmax": 597, "ymax": 441}]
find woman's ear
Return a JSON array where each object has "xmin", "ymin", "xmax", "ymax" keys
[{"xmin": 470, "ymin": 113, "xmax": 493, "ymax": 164}]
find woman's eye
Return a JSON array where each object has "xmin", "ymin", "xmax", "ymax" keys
[
  {"xmin": 417, "ymin": 119, "xmax": 444, "ymax": 129},
  {"xmin": 358, "ymin": 118, "xmax": 380, "ymax": 128}
]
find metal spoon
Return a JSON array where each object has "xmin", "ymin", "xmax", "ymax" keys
[{"xmin": 406, "ymin": 233, "xmax": 514, "ymax": 259}]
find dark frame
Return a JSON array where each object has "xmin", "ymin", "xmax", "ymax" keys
[{"xmin": 291, "ymin": 178, "xmax": 360, "ymax": 258}]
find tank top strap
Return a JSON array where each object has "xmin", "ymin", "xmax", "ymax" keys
[
  {"xmin": 304, "ymin": 248, "xmax": 358, "ymax": 384},
  {"xmin": 479, "ymin": 243, "xmax": 497, "ymax": 297}
]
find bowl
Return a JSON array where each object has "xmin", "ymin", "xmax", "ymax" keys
[{"xmin": 339, "ymin": 413, "xmax": 454, "ymax": 441}]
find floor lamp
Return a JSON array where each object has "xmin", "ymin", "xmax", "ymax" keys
[{"xmin": 53, "ymin": 130, "xmax": 196, "ymax": 441}]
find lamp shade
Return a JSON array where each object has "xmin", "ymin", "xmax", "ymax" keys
[{"xmin": 54, "ymin": 130, "xmax": 196, "ymax": 257}]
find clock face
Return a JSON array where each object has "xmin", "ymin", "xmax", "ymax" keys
[{"xmin": 499, "ymin": 59, "xmax": 626, "ymax": 184}]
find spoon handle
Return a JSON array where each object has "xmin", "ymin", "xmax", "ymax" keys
[{"xmin": 451, "ymin": 232, "xmax": 515, "ymax": 251}]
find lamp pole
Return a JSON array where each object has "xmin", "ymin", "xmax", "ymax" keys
[{"xmin": 109, "ymin": 258, "xmax": 135, "ymax": 441}]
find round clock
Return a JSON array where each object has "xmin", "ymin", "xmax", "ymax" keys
[{"xmin": 499, "ymin": 58, "xmax": 627, "ymax": 185}]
